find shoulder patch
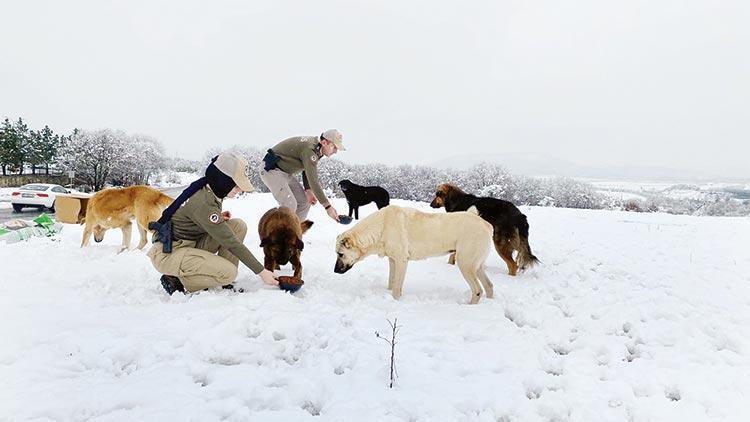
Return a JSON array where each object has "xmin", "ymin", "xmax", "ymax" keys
[
  {"xmin": 310, "ymin": 155, "xmax": 318, "ymax": 163},
  {"xmin": 209, "ymin": 213, "xmax": 221, "ymax": 224}
]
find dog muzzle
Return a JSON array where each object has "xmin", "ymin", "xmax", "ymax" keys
[{"xmin": 334, "ymin": 259, "xmax": 352, "ymax": 274}]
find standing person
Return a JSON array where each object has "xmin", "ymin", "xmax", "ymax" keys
[
  {"xmin": 147, "ymin": 153, "xmax": 278, "ymax": 295},
  {"xmin": 259, "ymin": 129, "xmax": 345, "ymax": 222}
]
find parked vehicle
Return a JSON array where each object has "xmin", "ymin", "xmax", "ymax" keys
[{"xmin": 10, "ymin": 184, "xmax": 70, "ymax": 213}]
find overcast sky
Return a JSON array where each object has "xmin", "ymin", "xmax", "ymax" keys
[{"xmin": 1, "ymin": 0, "xmax": 748, "ymax": 179}]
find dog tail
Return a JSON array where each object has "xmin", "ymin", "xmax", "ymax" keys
[
  {"xmin": 157, "ymin": 193, "xmax": 175, "ymax": 209},
  {"xmin": 516, "ymin": 215, "xmax": 539, "ymax": 270},
  {"xmin": 467, "ymin": 205, "xmax": 480, "ymax": 215}
]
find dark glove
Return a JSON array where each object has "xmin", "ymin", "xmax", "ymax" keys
[{"xmin": 148, "ymin": 221, "xmax": 173, "ymax": 253}]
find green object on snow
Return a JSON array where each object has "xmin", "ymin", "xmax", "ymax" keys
[
  {"xmin": 33, "ymin": 213, "xmax": 54, "ymax": 226},
  {"xmin": 0, "ymin": 213, "xmax": 64, "ymax": 243},
  {"xmin": 33, "ymin": 213, "xmax": 57, "ymax": 234}
]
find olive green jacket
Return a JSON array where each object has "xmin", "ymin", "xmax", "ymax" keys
[
  {"xmin": 271, "ymin": 136, "xmax": 329, "ymax": 207},
  {"xmin": 171, "ymin": 185, "xmax": 264, "ymax": 274}
]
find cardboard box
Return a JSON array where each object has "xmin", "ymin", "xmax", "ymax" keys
[{"xmin": 55, "ymin": 193, "xmax": 93, "ymax": 224}]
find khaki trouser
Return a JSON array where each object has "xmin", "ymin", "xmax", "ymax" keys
[
  {"xmin": 258, "ymin": 165, "xmax": 310, "ymax": 220},
  {"xmin": 147, "ymin": 218, "xmax": 248, "ymax": 293}
]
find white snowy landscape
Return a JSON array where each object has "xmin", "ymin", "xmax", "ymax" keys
[
  {"xmin": 2, "ymin": 1, "xmax": 748, "ymax": 419},
  {"xmin": 2, "ymin": 193, "xmax": 749, "ymax": 422}
]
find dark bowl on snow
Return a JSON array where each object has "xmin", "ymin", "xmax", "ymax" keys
[
  {"xmin": 277, "ymin": 276, "xmax": 304, "ymax": 293},
  {"xmin": 338, "ymin": 215, "xmax": 353, "ymax": 225}
]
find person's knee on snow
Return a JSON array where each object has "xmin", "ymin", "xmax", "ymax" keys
[
  {"xmin": 212, "ymin": 262, "xmax": 238, "ymax": 286},
  {"xmin": 180, "ymin": 253, "xmax": 239, "ymax": 293}
]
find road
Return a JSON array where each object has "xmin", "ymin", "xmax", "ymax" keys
[{"xmin": 0, "ymin": 186, "xmax": 185, "ymax": 224}]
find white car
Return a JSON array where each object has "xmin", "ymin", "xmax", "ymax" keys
[{"xmin": 10, "ymin": 183, "xmax": 70, "ymax": 213}]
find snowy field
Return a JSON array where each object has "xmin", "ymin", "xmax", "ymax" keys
[
  {"xmin": 2, "ymin": 193, "xmax": 749, "ymax": 422},
  {"xmin": 0, "ymin": 187, "xmax": 13, "ymax": 200},
  {"xmin": 0, "ymin": 188, "xmax": 13, "ymax": 209},
  {"xmin": 582, "ymin": 178, "xmax": 750, "ymax": 203}
]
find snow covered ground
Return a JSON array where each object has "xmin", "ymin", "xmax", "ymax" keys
[
  {"xmin": 0, "ymin": 188, "xmax": 13, "ymax": 209},
  {"xmin": 583, "ymin": 178, "xmax": 750, "ymax": 204},
  {"xmin": 2, "ymin": 194, "xmax": 749, "ymax": 422}
]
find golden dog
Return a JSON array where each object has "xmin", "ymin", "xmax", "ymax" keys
[{"xmin": 81, "ymin": 186, "xmax": 173, "ymax": 252}]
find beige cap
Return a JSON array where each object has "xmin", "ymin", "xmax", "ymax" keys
[
  {"xmin": 214, "ymin": 153, "xmax": 254, "ymax": 192},
  {"xmin": 321, "ymin": 129, "xmax": 346, "ymax": 151}
]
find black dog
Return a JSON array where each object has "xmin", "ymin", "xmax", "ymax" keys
[
  {"xmin": 338, "ymin": 179, "xmax": 390, "ymax": 220},
  {"xmin": 430, "ymin": 183, "xmax": 538, "ymax": 275}
]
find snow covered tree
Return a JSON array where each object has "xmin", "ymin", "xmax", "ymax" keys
[
  {"xmin": 1, "ymin": 118, "xmax": 67, "ymax": 176},
  {"xmin": 60, "ymin": 129, "xmax": 127, "ymax": 191},
  {"xmin": 202, "ymin": 145, "xmax": 266, "ymax": 192},
  {"xmin": 0, "ymin": 118, "xmax": 30, "ymax": 174},
  {"xmin": 59, "ymin": 129, "xmax": 168, "ymax": 190},
  {"xmin": 111, "ymin": 134, "xmax": 166, "ymax": 185},
  {"xmin": 0, "ymin": 118, "xmax": 11, "ymax": 176},
  {"xmin": 27, "ymin": 125, "xmax": 63, "ymax": 175},
  {"xmin": 192, "ymin": 149, "xmax": 640, "ymax": 213},
  {"xmin": 546, "ymin": 177, "xmax": 602, "ymax": 209},
  {"xmin": 168, "ymin": 157, "xmax": 202, "ymax": 173},
  {"xmin": 318, "ymin": 158, "xmax": 350, "ymax": 195}
]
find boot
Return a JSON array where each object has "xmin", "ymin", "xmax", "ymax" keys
[{"xmin": 160, "ymin": 275, "xmax": 185, "ymax": 295}]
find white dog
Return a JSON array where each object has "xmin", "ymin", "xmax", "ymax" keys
[{"xmin": 334, "ymin": 205, "xmax": 494, "ymax": 304}]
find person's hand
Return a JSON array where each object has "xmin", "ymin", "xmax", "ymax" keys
[
  {"xmin": 305, "ymin": 189, "xmax": 318, "ymax": 205},
  {"xmin": 259, "ymin": 269, "xmax": 279, "ymax": 286},
  {"xmin": 221, "ymin": 211, "xmax": 231, "ymax": 221},
  {"xmin": 326, "ymin": 205, "xmax": 340, "ymax": 222}
]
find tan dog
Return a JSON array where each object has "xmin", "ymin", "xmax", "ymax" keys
[
  {"xmin": 334, "ymin": 205, "xmax": 494, "ymax": 304},
  {"xmin": 258, "ymin": 207, "xmax": 314, "ymax": 278},
  {"xmin": 81, "ymin": 186, "xmax": 173, "ymax": 252}
]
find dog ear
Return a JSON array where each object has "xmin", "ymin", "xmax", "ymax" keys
[
  {"xmin": 341, "ymin": 236, "xmax": 352, "ymax": 248},
  {"xmin": 300, "ymin": 220, "xmax": 314, "ymax": 234},
  {"xmin": 259, "ymin": 237, "xmax": 270, "ymax": 247},
  {"xmin": 295, "ymin": 238, "xmax": 304, "ymax": 250}
]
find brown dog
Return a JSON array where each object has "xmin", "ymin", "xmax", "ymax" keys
[
  {"xmin": 430, "ymin": 183, "xmax": 538, "ymax": 275},
  {"xmin": 81, "ymin": 186, "xmax": 173, "ymax": 252},
  {"xmin": 258, "ymin": 207, "xmax": 314, "ymax": 278}
]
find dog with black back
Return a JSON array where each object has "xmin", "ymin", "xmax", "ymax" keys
[
  {"xmin": 338, "ymin": 179, "xmax": 390, "ymax": 220},
  {"xmin": 430, "ymin": 183, "xmax": 538, "ymax": 275}
]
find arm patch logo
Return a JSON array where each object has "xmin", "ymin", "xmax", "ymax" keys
[
  {"xmin": 310, "ymin": 155, "xmax": 318, "ymax": 163},
  {"xmin": 209, "ymin": 213, "xmax": 221, "ymax": 224}
]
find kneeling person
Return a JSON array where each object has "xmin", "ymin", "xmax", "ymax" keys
[{"xmin": 148, "ymin": 153, "xmax": 277, "ymax": 294}]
